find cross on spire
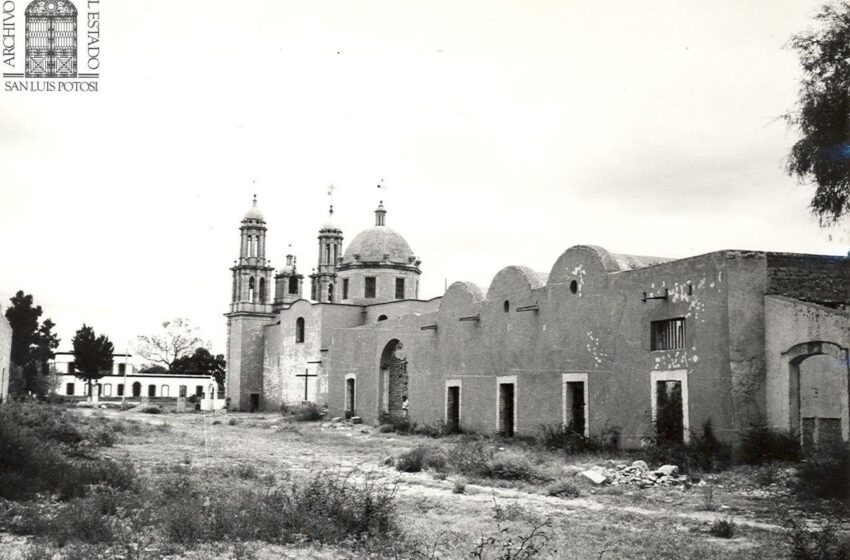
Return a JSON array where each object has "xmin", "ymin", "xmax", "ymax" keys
[{"xmin": 327, "ymin": 184, "xmax": 335, "ymax": 218}]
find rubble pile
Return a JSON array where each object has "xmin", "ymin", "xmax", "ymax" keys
[{"xmin": 577, "ymin": 460, "xmax": 703, "ymax": 488}]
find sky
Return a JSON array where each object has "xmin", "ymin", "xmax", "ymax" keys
[{"xmin": 1, "ymin": 0, "xmax": 847, "ymax": 357}]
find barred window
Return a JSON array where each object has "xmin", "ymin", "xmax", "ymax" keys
[{"xmin": 651, "ymin": 318, "xmax": 685, "ymax": 351}]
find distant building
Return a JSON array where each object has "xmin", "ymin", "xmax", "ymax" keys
[
  {"xmin": 49, "ymin": 351, "xmax": 218, "ymax": 401},
  {"xmin": 226, "ymin": 196, "xmax": 850, "ymax": 449}
]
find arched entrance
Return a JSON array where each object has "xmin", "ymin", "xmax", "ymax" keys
[
  {"xmin": 783, "ymin": 341, "xmax": 849, "ymax": 447},
  {"xmin": 379, "ymin": 339, "xmax": 408, "ymax": 419}
]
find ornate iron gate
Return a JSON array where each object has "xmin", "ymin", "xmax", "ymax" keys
[{"xmin": 25, "ymin": 0, "xmax": 77, "ymax": 78}]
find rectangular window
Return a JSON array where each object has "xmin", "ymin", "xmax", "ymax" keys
[
  {"xmin": 66, "ymin": 383, "xmax": 75, "ymax": 396},
  {"xmin": 118, "ymin": 363, "xmax": 126, "ymax": 375},
  {"xmin": 342, "ymin": 278, "xmax": 349, "ymax": 300},
  {"xmin": 395, "ymin": 277, "xmax": 405, "ymax": 299},
  {"xmin": 196, "ymin": 385, "xmax": 204, "ymax": 397},
  {"xmin": 67, "ymin": 362, "xmax": 76, "ymax": 374},
  {"xmin": 103, "ymin": 384, "xmax": 112, "ymax": 397},
  {"xmin": 365, "ymin": 276, "xmax": 376, "ymax": 298},
  {"xmin": 117, "ymin": 384, "xmax": 124, "ymax": 396},
  {"xmin": 650, "ymin": 318, "xmax": 685, "ymax": 351},
  {"xmin": 148, "ymin": 385, "xmax": 156, "ymax": 397}
]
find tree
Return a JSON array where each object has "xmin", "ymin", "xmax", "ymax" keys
[
  {"xmin": 71, "ymin": 324, "xmax": 114, "ymax": 399},
  {"xmin": 171, "ymin": 348, "xmax": 226, "ymax": 388},
  {"xmin": 134, "ymin": 318, "xmax": 206, "ymax": 370},
  {"xmin": 785, "ymin": 2, "xmax": 850, "ymax": 224},
  {"xmin": 4, "ymin": 291, "xmax": 60, "ymax": 398}
]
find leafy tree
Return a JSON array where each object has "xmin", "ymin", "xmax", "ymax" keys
[
  {"xmin": 139, "ymin": 364, "xmax": 168, "ymax": 374},
  {"xmin": 171, "ymin": 348, "xmax": 226, "ymax": 388},
  {"xmin": 4, "ymin": 291, "xmax": 60, "ymax": 397},
  {"xmin": 135, "ymin": 318, "xmax": 206, "ymax": 370},
  {"xmin": 785, "ymin": 2, "xmax": 850, "ymax": 224},
  {"xmin": 71, "ymin": 324, "xmax": 114, "ymax": 399}
]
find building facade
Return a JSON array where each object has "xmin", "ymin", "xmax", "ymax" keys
[{"xmin": 226, "ymin": 197, "xmax": 850, "ymax": 448}]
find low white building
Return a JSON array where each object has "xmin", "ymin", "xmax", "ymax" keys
[{"xmin": 49, "ymin": 352, "xmax": 221, "ymax": 404}]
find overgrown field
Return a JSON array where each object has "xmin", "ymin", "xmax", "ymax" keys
[{"xmin": 0, "ymin": 403, "xmax": 847, "ymax": 559}]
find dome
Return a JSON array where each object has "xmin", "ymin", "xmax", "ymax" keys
[
  {"xmin": 243, "ymin": 195, "xmax": 264, "ymax": 221},
  {"xmin": 342, "ymin": 226, "xmax": 415, "ymax": 265}
]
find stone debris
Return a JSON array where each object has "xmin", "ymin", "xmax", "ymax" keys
[
  {"xmin": 577, "ymin": 470, "xmax": 608, "ymax": 485},
  {"xmin": 574, "ymin": 463, "xmax": 694, "ymax": 488}
]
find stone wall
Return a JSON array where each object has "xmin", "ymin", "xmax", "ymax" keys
[{"xmin": 767, "ymin": 253, "xmax": 850, "ymax": 306}]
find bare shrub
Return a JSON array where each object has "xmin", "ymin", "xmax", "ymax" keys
[
  {"xmin": 708, "ymin": 518, "xmax": 735, "ymax": 539},
  {"xmin": 740, "ymin": 426, "xmax": 801, "ymax": 464},
  {"xmin": 787, "ymin": 519, "xmax": 850, "ymax": 560}
]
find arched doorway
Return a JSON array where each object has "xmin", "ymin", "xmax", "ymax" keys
[
  {"xmin": 380, "ymin": 339, "xmax": 408, "ymax": 419},
  {"xmin": 784, "ymin": 341, "xmax": 849, "ymax": 448}
]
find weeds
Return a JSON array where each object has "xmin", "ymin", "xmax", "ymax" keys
[
  {"xmin": 787, "ymin": 519, "xmax": 850, "ymax": 560},
  {"xmin": 740, "ymin": 426, "xmax": 802, "ymax": 464},
  {"xmin": 794, "ymin": 445, "xmax": 850, "ymax": 501},
  {"xmin": 546, "ymin": 479, "xmax": 581, "ymax": 498},
  {"xmin": 471, "ymin": 499, "xmax": 551, "ymax": 560},
  {"xmin": 708, "ymin": 518, "xmax": 735, "ymax": 539}
]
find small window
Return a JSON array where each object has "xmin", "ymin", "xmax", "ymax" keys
[
  {"xmin": 249, "ymin": 276, "xmax": 256, "ymax": 302},
  {"xmin": 651, "ymin": 318, "xmax": 686, "ymax": 351},
  {"xmin": 295, "ymin": 317, "xmax": 305, "ymax": 343},
  {"xmin": 288, "ymin": 276, "xmax": 299, "ymax": 295},
  {"xmin": 395, "ymin": 278, "xmax": 405, "ymax": 299},
  {"xmin": 365, "ymin": 276, "xmax": 376, "ymax": 298},
  {"xmin": 342, "ymin": 278, "xmax": 349, "ymax": 300},
  {"xmin": 118, "ymin": 363, "xmax": 126, "ymax": 375},
  {"xmin": 161, "ymin": 385, "xmax": 170, "ymax": 397},
  {"xmin": 503, "ymin": 300, "xmax": 510, "ymax": 313},
  {"xmin": 328, "ymin": 283, "xmax": 334, "ymax": 302},
  {"xmin": 259, "ymin": 277, "xmax": 266, "ymax": 303},
  {"xmin": 117, "ymin": 384, "xmax": 124, "ymax": 396},
  {"xmin": 67, "ymin": 362, "xmax": 76, "ymax": 374},
  {"xmin": 103, "ymin": 383, "xmax": 112, "ymax": 397},
  {"xmin": 148, "ymin": 384, "xmax": 156, "ymax": 397},
  {"xmin": 196, "ymin": 385, "xmax": 204, "ymax": 397},
  {"xmin": 378, "ymin": 314, "xmax": 388, "ymax": 322},
  {"xmin": 66, "ymin": 383, "xmax": 75, "ymax": 396},
  {"xmin": 569, "ymin": 280, "xmax": 578, "ymax": 294}
]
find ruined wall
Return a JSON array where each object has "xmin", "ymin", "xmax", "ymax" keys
[
  {"xmin": 764, "ymin": 296, "xmax": 850, "ymax": 441},
  {"xmin": 767, "ymin": 253, "xmax": 850, "ymax": 306},
  {"xmin": 0, "ymin": 313, "xmax": 11, "ymax": 401}
]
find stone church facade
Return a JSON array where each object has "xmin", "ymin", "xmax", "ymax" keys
[{"xmin": 226, "ymin": 197, "xmax": 850, "ymax": 448}]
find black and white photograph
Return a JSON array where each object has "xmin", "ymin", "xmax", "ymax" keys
[{"xmin": 0, "ymin": 1, "xmax": 848, "ymax": 558}]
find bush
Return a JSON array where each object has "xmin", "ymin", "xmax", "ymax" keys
[
  {"xmin": 482, "ymin": 450, "xmax": 542, "ymax": 482},
  {"xmin": 708, "ymin": 518, "xmax": 735, "ymax": 539},
  {"xmin": 740, "ymin": 427, "xmax": 801, "ymax": 465},
  {"xmin": 446, "ymin": 441, "xmax": 494, "ymax": 477},
  {"xmin": 293, "ymin": 403, "xmax": 323, "ymax": 422},
  {"xmin": 546, "ymin": 479, "xmax": 581, "ymax": 498},
  {"xmin": 639, "ymin": 420, "xmax": 731, "ymax": 474},
  {"xmin": 539, "ymin": 424, "xmax": 599, "ymax": 454},
  {"xmin": 794, "ymin": 445, "xmax": 850, "ymax": 501},
  {"xmin": 787, "ymin": 519, "xmax": 850, "ymax": 560},
  {"xmin": 379, "ymin": 412, "xmax": 411, "ymax": 434},
  {"xmin": 395, "ymin": 445, "xmax": 446, "ymax": 473},
  {"xmin": 141, "ymin": 406, "xmax": 162, "ymax": 414},
  {"xmin": 453, "ymin": 481, "xmax": 466, "ymax": 494}
]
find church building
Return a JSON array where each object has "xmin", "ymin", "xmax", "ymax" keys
[{"xmin": 225, "ymin": 196, "xmax": 850, "ymax": 449}]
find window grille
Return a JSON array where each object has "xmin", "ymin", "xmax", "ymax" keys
[{"xmin": 650, "ymin": 318, "xmax": 686, "ymax": 350}]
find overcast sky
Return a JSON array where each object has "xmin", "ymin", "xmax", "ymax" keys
[{"xmin": 1, "ymin": 0, "xmax": 846, "ymax": 356}]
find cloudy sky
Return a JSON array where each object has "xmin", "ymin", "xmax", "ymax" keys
[{"xmin": 1, "ymin": 0, "xmax": 846, "ymax": 355}]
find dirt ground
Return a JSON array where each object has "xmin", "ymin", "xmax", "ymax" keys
[{"xmin": 5, "ymin": 407, "xmax": 847, "ymax": 559}]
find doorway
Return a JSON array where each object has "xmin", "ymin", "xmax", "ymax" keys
[
  {"xmin": 446, "ymin": 384, "xmax": 461, "ymax": 433},
  {"xmin": 499, "ymin": 382, "xmax": 515, "ymax": 437},
  {"xmin": 379, "ymin": 339, "xmax": 408, "ymax": 419},
  {"xmin": 249, "ymin": 393, "xmax": 260, "ymax": 412},
  {"xmin": 345, "ymin": 376, "xmax": 356, "ymax": 418}
]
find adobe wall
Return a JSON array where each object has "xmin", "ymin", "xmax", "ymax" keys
[
  {"xmin": 327, "ymin": 246, "xmax": 753, "ymax": 446},
  {"xmin": 767, "ymin": 253, "xmax": 850, "ymax": 306}
]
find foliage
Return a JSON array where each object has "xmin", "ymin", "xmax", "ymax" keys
[
  {"xmin": 134, "ymin": 318, "xmax": 206, "ymax": 370},
  {"xmin": 396, "ymin": 444, "xmax": 446, "ymax": 473},
  {"xmin": 139, "ymin": 364, "xmax": 168, "ymax": 374},
  {"xmin": 785, "ymin": 2, "xmax": 850, "ymax": 224},
  {"xmin": 170, "ymin": 347, "xmax": 226, "ymax": 387},
  {"xmin": 740, "ymin": 426, "xmax": 802, "ymax": 464},
  {"xmin": 4, "ymin": 291, "xmax": 60, "ymax": 398},
  {"xmin": 0, "ymin": 403, "xmax": 136, "ymax": 500},
  {"xmin": 471, "ymin": 500, "xmax": 551, "ymax": 560},
  {"xmin": 787, "ymin": 518, "xmax": 850, "ymax": 560},
  {"xmin": 71, "ymin": 324, "xmax": 114, "ymax": 395},
  {"xmin": 794, "ymin": 444, "xmax": 850, "ymax": 500},
  {"xmin": 546, "ymin": 479, "xmax": 581, "ymax": 498},
  {"xmin": 708, "ymin": 518, "xmax": 735, "ymax": 539},
  {"xmin": 281, "ymin": 402, "xmax": 323, "ymax": 422},
  {"xmin": 538, "ymin": 423, "xmax": 600, "ymax": 454}
]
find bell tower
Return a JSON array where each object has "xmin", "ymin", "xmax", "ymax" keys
[
  {"xmin": 225, "ymin": 195, "xmax": 276, "ymax": 411},
  {"xmin": 309, "ymin": 202, "xmax": 343, "ymax": 303},
  {"xmin": 274, "ymin": 247, "xmax": 304, "ymax": 311}
]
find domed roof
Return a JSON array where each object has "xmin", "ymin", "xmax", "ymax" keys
[
  {"xmin": 243, "ymin": 195, "xmax": 264, "ymax": 221},
  {"xmin": 342, "ymin": 226, "xmax": 415, "ymax": 265}
]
